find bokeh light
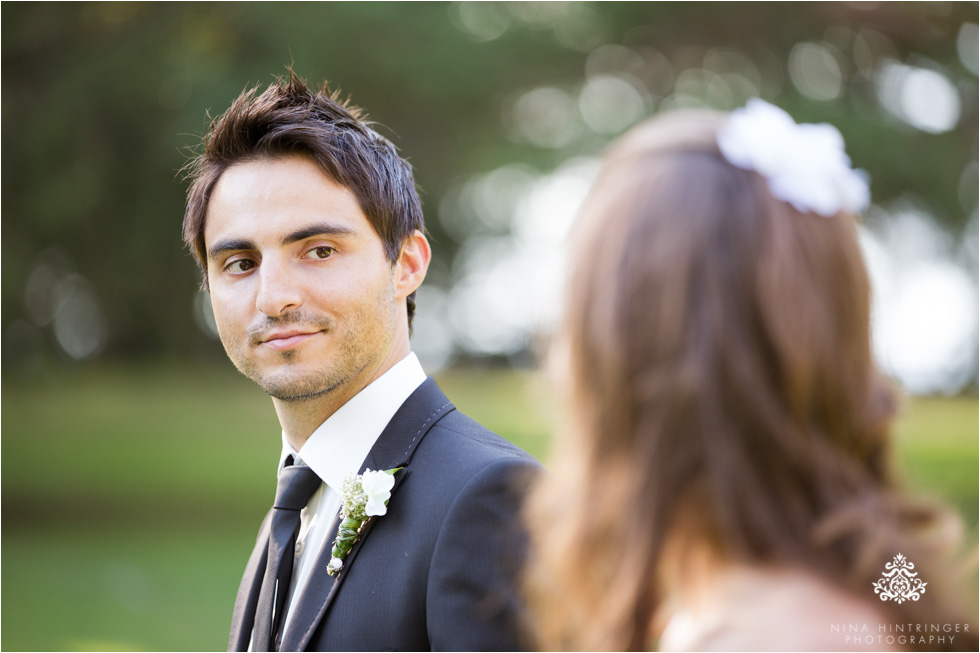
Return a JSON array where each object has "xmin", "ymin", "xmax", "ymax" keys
[
  {"xmin": 789, "ymin": 41, "xmax": 845, "ymax": 101},
  {"xmin": 957, "ymin": 23, "xmax": 979, "ymax": 76},
  {"xmin": 23, "ymin": 248, "xmax": 108, "ymax": 360},
  {"xmin": 578, "ymin": 74, "xmax": 648, "ymax": 134},
  {"xmin": 876, "ymin": 60, "xmax": 962, "ymax": 134},
  {"xmin": 504, "ymin": 86, "xmax": 581, "ymax": 148},
  {"xmin": 861, "ymin": 207, "xmax": 978, "ymax": 394}
]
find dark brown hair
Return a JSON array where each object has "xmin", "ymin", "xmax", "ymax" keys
[
  {"xmin": 183, "ymin": 71, "xmax": 424, "ymax": 326},
  {"xmin": 525, "ymin": 112, "xmax": 975, "ymax": 650}
]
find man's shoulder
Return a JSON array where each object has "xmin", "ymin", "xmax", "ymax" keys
[
  {"xmin": 392, "ymin": 376, "xmax": 538, "ymax": 464},
  {"xmin": 399, "ymin": 401, "xmax": 540, "ymax": 505},
  {"xmin": 425, "ymin": 406, "xmax": 539, "ymax": 467}
]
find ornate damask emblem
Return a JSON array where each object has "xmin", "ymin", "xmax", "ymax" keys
[{"xmin": 872, "ymin": 553, "xmax": 927, "ymax": 604}]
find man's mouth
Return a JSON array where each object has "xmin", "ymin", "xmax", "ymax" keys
[{"xmin": 258, "ymin": 328, "xmax": 323, "ymax": 351}]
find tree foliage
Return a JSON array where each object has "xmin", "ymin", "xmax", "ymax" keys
[{"xmin": 2, "ymin": 2, "xmax": 976, "ymax": 364}]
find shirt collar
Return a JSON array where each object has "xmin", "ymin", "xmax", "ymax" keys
[{"xmin": 277, "ymin": 352, "xmax": 426, "ymax": 491}]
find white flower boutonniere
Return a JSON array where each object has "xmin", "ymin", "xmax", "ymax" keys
[{"xmin": 327, "ymin": 467, "xmax": 401, "ymax": 575}]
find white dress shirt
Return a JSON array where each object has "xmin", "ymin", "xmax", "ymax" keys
[{"xmin": 256, "ymin": 352, "xmax": 426, "ymax": 646}]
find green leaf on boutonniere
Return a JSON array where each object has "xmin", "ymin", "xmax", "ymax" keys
[{"xmin": 327, "ymin": 467, "xmax": 402, "ymax": 576}]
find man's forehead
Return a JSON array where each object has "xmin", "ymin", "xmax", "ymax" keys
[
  {"xmin": 211, "ymin": 155, "xmax": 351, "ymax": 199},
  {"xmin": 204, "ymin": 158, "xmax": 367, "ymax": 241}
]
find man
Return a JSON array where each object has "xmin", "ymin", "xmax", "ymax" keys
[{"xmin": 182, "ymin": 73, "xmax": 539, "ymax": 652}]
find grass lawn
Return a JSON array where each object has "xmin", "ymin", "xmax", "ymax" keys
[{"xmin": 2, "ymin": 362, "xmax": 977, "ymax": 650}]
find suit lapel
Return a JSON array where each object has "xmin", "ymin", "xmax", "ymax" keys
[
  {"xmin": 228, "ymin": 512, "xmax": 273, "ymax": 652},
  {"xmin": 280, "ymin": 378, "xmax": 455, "ymax": 651}
]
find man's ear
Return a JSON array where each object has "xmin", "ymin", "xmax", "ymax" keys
[{"xmin": 394, "ymin": 230, "xmax": 431, "ymax": 300}]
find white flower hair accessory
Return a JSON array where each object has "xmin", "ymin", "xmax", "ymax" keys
[
  {"xmin": 717, "ymin": 98, "xmax": 870, "ymax": 217},
  {"xmin": 327, "ymin": 467, "xmax": 401, "ymax": 576}
]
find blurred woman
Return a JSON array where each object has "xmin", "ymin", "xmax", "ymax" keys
[{"xmin": 525, "ymin": 101, "xmax": 976, "ymax": 651}]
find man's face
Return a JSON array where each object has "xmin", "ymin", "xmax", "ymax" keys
[{"xmin": 203, "ymin": 155, "xmax": 399, "ymax": 402}]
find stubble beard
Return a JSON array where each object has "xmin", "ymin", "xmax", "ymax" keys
[{"xmin": 225, "ymin": 287, "xmax": 398, "ymax": 403}]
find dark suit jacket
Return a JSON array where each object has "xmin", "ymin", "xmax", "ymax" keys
[{"xmin": 229, "ymin": 378, "xmax": 541, "ymax": 652}]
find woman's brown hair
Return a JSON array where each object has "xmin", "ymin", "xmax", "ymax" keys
[{"xmin": 524, "ymin": 111, "xmax": 974, "ymax": 650}]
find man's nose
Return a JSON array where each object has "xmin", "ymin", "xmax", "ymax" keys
[{"xmin": 255, "ymin": 259, "xmax": 303, "ymax": 317}]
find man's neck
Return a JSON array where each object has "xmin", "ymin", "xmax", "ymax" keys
[{"xmin": 273, "ymin": 341, "xmax": 411, "ymax": 450}]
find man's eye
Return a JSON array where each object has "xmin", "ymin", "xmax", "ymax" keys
[
  {"xmin": 226, "ymin": 259, "xmax": 256, "ymax": 273},
  {"xmin": 304, "ymin": 246, "xmax": 335, "ymax": 260}
]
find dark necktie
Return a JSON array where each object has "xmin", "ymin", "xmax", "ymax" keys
[{"xmin": 252, "ymin": 458, "xmax": 322, "ymax": 652}]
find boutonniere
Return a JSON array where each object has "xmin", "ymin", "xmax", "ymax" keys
[{"xmin": 326, "ymin": 467, "xmax": 402, "ymax": 575}]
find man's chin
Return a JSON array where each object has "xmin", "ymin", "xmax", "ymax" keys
[
  {"xmin": 260, "ymin": 379, "xmax": 340, "ymax": 403},
  {"xmin": 236, "ymin": 356, "xmax": 375, "ymax": 404}
]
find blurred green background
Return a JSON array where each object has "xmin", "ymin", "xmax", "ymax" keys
[{"xmin": 2, "ymin": 2, "xmax": 977, "ymax": 650}]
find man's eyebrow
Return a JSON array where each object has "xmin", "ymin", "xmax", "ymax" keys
[
  {"xmin": 206, "ymin": 224, "xmax": 358, "ymax": 261},
  {"xmin": 281, "ymin": 223, "xmax": 358, "ymax": 246},
  {"xmin": 207, "ymin": 239, "xmax": 255, "ymax": 261}
]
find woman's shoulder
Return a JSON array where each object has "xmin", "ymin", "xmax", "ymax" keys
[{"xmin": 659, "ymin": 565, "xmax": 896, "ymax": 651}]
